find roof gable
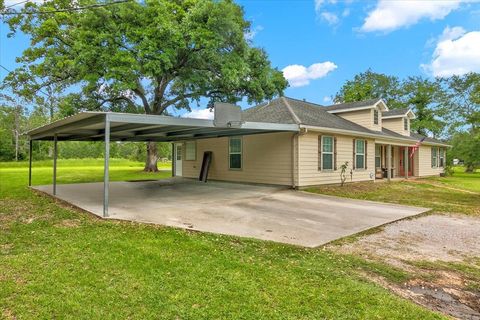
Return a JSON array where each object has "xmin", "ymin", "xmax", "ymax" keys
[
  {"xmin": 383, "ymin": 108, "xmax": 416, "ymax": 119},
  {"xmin": 324, "ymin": 98, "xmax": 389, "ymax": 113}
]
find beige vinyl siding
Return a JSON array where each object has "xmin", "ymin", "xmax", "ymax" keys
[
  {"xmin": 336, "ymin": 109, "xmax": 375, "ymax": 130},
  {"xmin": 382, "ymin": 117, "xmax": 410, "ymax": 136},
  {"xmin": 297, "ymin": 131, "xmax": 375, "ymax": 186},
  {"xmin": 415, "ymin": 145, "xmax": 443, "ymax": 177},
  {"xmin": 181, "ymin": 132, "xmax": 294, "ymax": 185}
]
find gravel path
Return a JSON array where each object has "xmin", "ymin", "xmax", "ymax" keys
[{"xmin": 338, "ymin": 214, "xmax": 480, "ymax": 262}]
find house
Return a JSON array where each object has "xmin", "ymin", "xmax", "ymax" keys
[{"xmin": 176, "ymin": 97, "xmax": 449, "ymax": 187}]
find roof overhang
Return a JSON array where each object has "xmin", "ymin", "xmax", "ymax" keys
[
  {"xmin": 327, "ymin": 99, "xmax": 389, "ymax": 114},
  {"xmin": 26, "ymin": 112, "xmax": 300, "ymax": 142},
  {"xmin": 300, "ymin": 125, "xmax": 450, "ymax": 147},
  {"xmin": 382, "ymin": 108, "xmax": 416, "ymax": 120}
]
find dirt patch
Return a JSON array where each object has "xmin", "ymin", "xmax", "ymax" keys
[
  {"xmin": 337, "ymin": 214, "xmax": 480, "ymax": 262},
  {"xmin": 333, "ymin": 214, "xmax": 480, "ymax": 319},
  {"xmin": 410, "ymin": 179, "xmax": 480, "ymax": 195}
]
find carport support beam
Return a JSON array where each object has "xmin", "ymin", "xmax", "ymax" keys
[
  {"xmin": 387, "ymin": 144, "xmax": 392, "ymax": 181},
  {"xmin": 103, "ymin": 115, "xmax": 110, "ymax": 218},
  {"xmin": 53, "ymin": 134, "xmax": 58, "ymax": 195},
  {"xmin": 28, "ymin": 140, "xmax": 32, "ymax": 187}
]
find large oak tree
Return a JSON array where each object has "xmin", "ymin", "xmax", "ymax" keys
[{"xmin": 3, "ymin": 0, "xmax": 287, "ymax": 171}]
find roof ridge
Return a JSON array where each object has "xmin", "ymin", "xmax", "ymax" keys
[
  {"xmin": 281, "ymin": 96, "xmax": 302, "ymax": 124},
  {"xmin": 324, "ymin": 98, "xmax": 382, "ymax": 108},
  {"xmin": 284, "ymin": 96, "xmax": 325, "ymax": 108}
]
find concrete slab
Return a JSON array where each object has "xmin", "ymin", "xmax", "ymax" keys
[{"xmin": 33, "ymin": 178, "xmax": 430, "ymax": 247}]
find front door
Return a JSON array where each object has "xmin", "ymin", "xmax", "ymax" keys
[
  {"xmin": 174, "ymin": 143, "xmax": 183, "ymax": 177},
  {"xmin": 399, "ymin": 147, "xmax": 414, "ymax": 177}
]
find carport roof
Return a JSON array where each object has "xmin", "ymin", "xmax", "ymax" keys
[{"xmin": 26, "ymin": 112, "xmax": 300, "ymax": 142}]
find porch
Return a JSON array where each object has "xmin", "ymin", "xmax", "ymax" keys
[{"xmin": 374, "ymin": 143, "xmax": 417, "ymax": 181}]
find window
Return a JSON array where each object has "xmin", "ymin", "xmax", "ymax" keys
[
  {"xmin": 439, "ymin": 147, "xmax": 444, "ymax": 167},
  {"xmin": 431, "ymin": 147, "xmax": 437, "ymax": 168},
  {"xmin": 375, "ymin": 145, "xmax": 381, "ymax": 169},
  {"xmin": 355, "ymin": 139, "xmax": 366, "ymax": 169},
  {"xmin": 373, "ymin": 109, "xmax": 379, "ymax": 125},
  {"xmin": 229, "ymin": 137, "xmax": 242, "ymax": 169},
  {"xmin": 321, "ymin": 136, "xmax": 334, "ymax": 170},
  {"xmin": 176, "ymin": 145, "xmax": 182, "ymax": 161},
  {"xmin": 185, "ymin": 141, "xmax": 196, "ymax": 161},
  {"xmin": 404, "ymin": 118, "xmax": 408, "ymax": 131}
]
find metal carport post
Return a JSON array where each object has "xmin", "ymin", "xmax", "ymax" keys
[
  {"xmin": 53, "ymin": 133, "xmax": 58, "ymax": 195},
  {"xmin": 103, "ymin": 114, "xmax": 110, "ymax": 218},
  {"xmin": 28, "ymin": 139, "xmax": 33, "ymax": 187}
]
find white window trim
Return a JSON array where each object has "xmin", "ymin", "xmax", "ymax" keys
[
  {"xmin": 228, "ymin": 137, "xmax": 242, "ymax": 170},
  {"xmin": 375, "ymin": 145, "xmax": 381, "ymax": 169},
  {"xmin": 355, "ymin": 139, "xmax": 366, "ymax": 170},
  {"xmin": 439, "ymin": 148, "xmax": 445, "ymax": 167},
  {"xmin": 185, "ymin": 141, "xmax": 196, "ymax": 161},
  {"xmin": 431, "ymin": 147, "xmax": 438, "ymax": 168},
  {"xmin": 321, "ymin": 136, "xmax": 334, "ymax": 171},
  {"xmin": 373, "ymin": 109, "xmax": 379, "ymax": 125},
  {"xmin": 404, "ymin": 118, "xmax": 408, "ymax": 131}
]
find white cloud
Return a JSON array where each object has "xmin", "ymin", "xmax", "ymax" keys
[
  {"xmin": 361, "ymin": 0, "xmax": 462, "ymax": 33},
  {"xmin": 315, "ymin": 0, "xmax": 351, "ymax": 26},
  {"xmin": 422, "ymin": 26, "xmax": 480, "ymax": 77},
  {"xmin": 320, "ymin": 11, "xmax": 339, "ymax": 25},
  {"xmin": 244, "ymin": 25, "xmax": 264, "ymax": 41},
  {"xmin": 314, "ymin": 0, "xmax": 325, "ymax": 12},
  {"xmin": 323, "ymin": 96, "xmax": 333, "ymax": 103},
  {"xmin": 282, "ymin": 62, "xmax": 337, "ymax": 87},
  {"xmin": 183, "ymin": 108, "xmax": 214, "ymax": 120}
]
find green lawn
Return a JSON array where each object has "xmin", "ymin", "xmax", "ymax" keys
[
  {"xmin": 0, "ymin": 159, "xmax": 444, "ymax": 319},
  {"xmin": 305, "ymin": 170, "xmax": 480, "ymax": 216}
]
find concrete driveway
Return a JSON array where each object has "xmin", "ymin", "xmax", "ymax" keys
[{"xmin": 34, "ymin": 178, "xmax": 429, "ymax": 247}]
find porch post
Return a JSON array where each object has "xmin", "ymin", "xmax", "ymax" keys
[
  {"xmin": 404, "ymin": 147, "xmax": 409, "ymax": 179},
  {"xmin": 387, "ymin": 144, "xmax": 392, "ymax": 181},
  {"xmin": 53, "ymin": 134, "xmax": 58, "ymax": 195},
  {"xmin": 103, "ymin": 115, "xmax": 110, "ymax": 218},
  {"xmin": 28, "ymin": 139, "xmax": 33, "ymax": 187}
]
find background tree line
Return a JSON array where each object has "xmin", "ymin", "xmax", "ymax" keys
[
  {"xmin": 0, "ymin": 1, "xmax": 478, "ymax": 171},
  {"xmin": 335, "ymin": 70, "xmax": 479, "ymax": 172}
]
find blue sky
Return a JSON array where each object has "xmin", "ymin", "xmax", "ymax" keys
[{"xmin": 1, "ymin": 0, "xmax": 480, "ymax": 117}]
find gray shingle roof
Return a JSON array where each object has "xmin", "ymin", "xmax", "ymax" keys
[
  {"xmin": 410, "ymin": 131, "xmax": 447, "ymax": 145},
  {"xmin": 324, "ymin": 98, "xmax": 382, "ymax": 111},
  {"xmin": 242, "ymin": 96, "xmax": 447, "ymax": 145},
  {"xmin": 243, "ymin": 97, "xmax": 375, "ymax": 134},
  {"xmin": 383, "ymin": 108, "xmax": 410, "ymax": 117}
]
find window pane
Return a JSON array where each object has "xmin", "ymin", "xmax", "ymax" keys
[
  {"xmin": 230, "ymin": 154, "xmax": 241, "ymax": 169},
  {"xmin": 185, "ymin": 141, "xmax": 196, "ymax": 160},
  {"xmin": 356, "ymin": 140, "xmax": 365, "ymax": 154},
  {"xmin": 356, "ymin": 155, "xmax": 364, "ymax": 169},
  {"xmin": 176, "ymin": 146, "xmax": 182, "ymax": 161},
  {"xmin": 375, "ymin": 157, "xmax": 381, "ymax": 168},
  {"xmin": 322, "ymin": 136, "xmax": 333, "ymax": 152},
  {"xmin": 374, "ymin": 110, "xmax": 379, "ymax": 124},
  {"xmin": 229, "ymin": 138, "xmax": 241, "ymax": 153},
  {"xmin": 375, "ymin": 145, "xmax": 381, "ymax": 156},
  {"xmin": 322, "ymin": 154, "xmax": 333, "ymax": 170},
  {"xmin": 404, "ymin": 118, "xmax": 408, "ymax": 130}
]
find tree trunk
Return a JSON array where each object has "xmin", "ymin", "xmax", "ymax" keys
[{"xmin": 144, "ymin": 141, "xmax": 159, "ymax": 172}]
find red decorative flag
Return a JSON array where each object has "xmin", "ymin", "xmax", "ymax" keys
[{"xmin": 410, "ymin": 137, "xmax": 426, "ymax": 159}]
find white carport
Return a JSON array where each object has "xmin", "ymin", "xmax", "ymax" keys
[{"xmin": 26, "ymin": 107, "xmax": 299, "ymax": 217}]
